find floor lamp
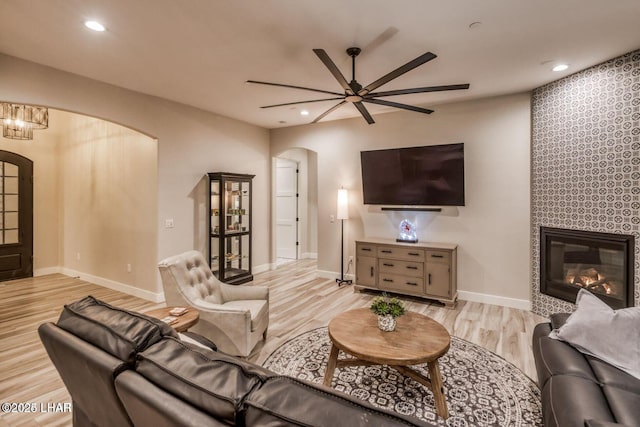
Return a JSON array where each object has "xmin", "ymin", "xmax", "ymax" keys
[{"xmin": 336, "ymin": 188, "xmax": 352, "ymax": 286}]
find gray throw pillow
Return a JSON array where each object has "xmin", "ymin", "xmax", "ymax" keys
[{"xmin": 549, "ymin": 289, "xmax": 640, "ymax": 379}]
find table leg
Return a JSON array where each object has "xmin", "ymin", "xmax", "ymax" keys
[
  {"xmin": 427, "ymin": 360, "xmax": 448, "ymax": 419},
  {"xmin": 323, "ymin": 343, "xmax": 340, "ymax": 386}
]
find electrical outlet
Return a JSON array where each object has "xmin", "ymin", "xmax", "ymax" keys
[
  {"xmin": 330, "ymin": 214, "xmax": 335, "ymax": 223},
  {"xmin": 127, "ymin": 263, "xmax": 132, "ymax": 273},
  {"xmin": 76, "ymin": 252, "xmax": 81, "ymax": 261},
  {"xmin": 348, "ymin": 256, "xmax": 354, "ymax": 265},
  {"xmin": 165, "ymin": 218, "xmax": 175, "ymax": 228}
]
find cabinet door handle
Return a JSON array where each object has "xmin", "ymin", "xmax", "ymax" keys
[
  {"xmin": 383, "ymin": 263, "xmax": 394, "ymax": 267},
  {"xmin": 383, "ymin": 278, "xmax": 393, "ymax": 283},
  {"xmin": 406, "ymin": 266, "xmax": 418, "ymax": 270},
  {"xmin": 408, "ymin": 252, "xmax": 420, "ymax": 256},
  {"xmin": 406, "ymin": 282, "xmax": 418, "ymax": 286},
  {"xmin": 428, "ymin": 273, "xmax": 432, "ymax": 285},
  {"xmin": 381, "ymin": 250, "xmax": 392, "ymax": 253},
  {"xmin": 362, "ymin": 248, "xmax": 372, "ymax": 252},
  {"xmin": 431, "ymin": 254, "xmax": 444, "ymax": 258},
  {"xmin": 370, "ymin": 266, "xmax": 374, "ymax": 277}
]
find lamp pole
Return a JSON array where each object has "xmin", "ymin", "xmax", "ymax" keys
[{"xmin": 336, "ymin": 188, "xmax": 352, "ymax": 286}]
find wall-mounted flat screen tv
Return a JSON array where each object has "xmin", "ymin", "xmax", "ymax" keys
[{"xmin": 360, "ymin": 143, "xmax": 465, "ymax": 206}]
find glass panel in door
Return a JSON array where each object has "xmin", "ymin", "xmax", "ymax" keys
[{"xmin": 0, "ymin": 162, "xmax": 20, "ymax": 245}]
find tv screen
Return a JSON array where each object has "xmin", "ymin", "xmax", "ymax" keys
[{"xmin": 360, "ymin": 143, "xmax": 465, "ymax": 206}]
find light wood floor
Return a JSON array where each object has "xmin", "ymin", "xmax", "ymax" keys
[{"xmin": 0, "ymin": 260, "xmax": 547, "ymax": 426}]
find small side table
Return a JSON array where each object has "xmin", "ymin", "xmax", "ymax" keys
[{"xmin": 144, "ymin": 306, "xmax": 199, "ymax": 332}]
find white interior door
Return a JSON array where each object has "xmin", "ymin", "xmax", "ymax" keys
[{"xmin": 276, "ymin": 159, "xmax": 298, "ymax": 259}]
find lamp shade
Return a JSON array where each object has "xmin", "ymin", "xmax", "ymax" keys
[{"xmin": 337, "ymin": 188, "xmax": 349, "ymax": 220}]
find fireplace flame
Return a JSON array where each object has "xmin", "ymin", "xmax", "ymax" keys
[{"xmin": 565, "ymin": 266, "xmax": 615, "ymax": 296}]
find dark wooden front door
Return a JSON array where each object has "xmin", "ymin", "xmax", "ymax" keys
[{"xmin": 0, "ymin": 151, "xmax": 33, "ymax": 281}]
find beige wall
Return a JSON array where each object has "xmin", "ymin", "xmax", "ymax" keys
[
  {"xmin": 271, "ymin": 93, "xmax": 532, "ymax": 305},
  {"xmin": 60, "ymin": 114, "xmax": 158, "ymax": 293},
  {"xmin": 0, "ymin": 54, "xmax": 271, "ymax": 300}
]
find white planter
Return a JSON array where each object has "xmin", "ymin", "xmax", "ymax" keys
[{"xmin": 377, "ymin": 314, "xmax": 397, "ymax": 332}]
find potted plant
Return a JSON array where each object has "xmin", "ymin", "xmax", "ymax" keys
[{"xmin": 370, "ymin": 293, "xmax": 405, "ymax": 331}]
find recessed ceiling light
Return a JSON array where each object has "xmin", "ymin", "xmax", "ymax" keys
[
  {"xmin": 552, "ymin": 64, "xmax": 569, "ymax": 72},
  {"xmin": 300, "ymin": 110, "xmax": 309, "ymax": 116},
  {"xmin": 85, "ymin": 20, "xmax": 106, "ymax": 32}
]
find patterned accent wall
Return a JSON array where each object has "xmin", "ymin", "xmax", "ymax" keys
[{"xmin": 531, "ymin": 50, "xmax": 640, "ymax": 317}]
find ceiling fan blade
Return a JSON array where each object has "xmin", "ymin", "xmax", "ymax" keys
[
  {"xmin": 353, "ymin": 102, "xmax": 375, "ymax": 124},
  {"xmin": 311, "ymin": 101, "xmax": 347, "ymax": 123},
  {"xmin": 260, "ymin": 97, "xmax": 344, "ymax": 109},
  {"xmin": 359, "ymin": 52, "xmax": 437, "ymax": 96},
  {"xmin": 312, "ymin": 49, "xmax": 353, "ymax": 94},
  {"xmin": 247, "ymin": 80, "xmax": 343, "ymax": 96},
  {"xmin": 366, "ymin": 84, "xmax": 470, "ymax": 98},
  {"xmin": 363, "ymin": 98, "xmax": 434, "ymax": 114}
]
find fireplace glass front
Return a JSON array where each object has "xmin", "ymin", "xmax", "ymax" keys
[{"xmin": 540, "ymin": 227, "xmax": 634, "ymax": 309}]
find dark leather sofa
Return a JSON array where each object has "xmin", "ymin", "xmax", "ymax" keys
[
  {"xmin": 532, "ymin": 314, "xmax": 640, "ymax": 427},
  {"xmin": 39, "ymin": 296, "xmax": 432, "ymax": 427}
]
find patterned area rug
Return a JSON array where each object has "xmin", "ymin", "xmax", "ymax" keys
[{"xmin": 263, "ymin": 327, "xmax": 542, "ymax": 427}]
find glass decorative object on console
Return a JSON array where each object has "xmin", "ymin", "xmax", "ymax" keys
[{"xmin": 397, "ymin": 219, "xmax": 418, "ymax": 243}]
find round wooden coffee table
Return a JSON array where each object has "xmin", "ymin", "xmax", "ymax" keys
[
  {"xmin": 144, "ymin": 307, "xmax": 199, "ymax": 333},
  {"xmin": 323, "ymin": 308, "xmax": 451, "ymax": 419}
]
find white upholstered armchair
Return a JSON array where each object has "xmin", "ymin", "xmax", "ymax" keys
[{"xmin": 158, "ymin": 250, "xmax": 269, "ymax": 357}]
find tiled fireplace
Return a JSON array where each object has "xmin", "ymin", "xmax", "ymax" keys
[
  {"xmin": 540, "ymin": 227, "xmax": 634, "ymax": 309},
  {"xmin": 531, "ymin": 50, "xmax": 640, "ymax": 317}
]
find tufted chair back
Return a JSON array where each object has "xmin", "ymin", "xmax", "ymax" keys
[{"xmin": 159, "ymin": 250, "xmax": 224, "ymax": 307}]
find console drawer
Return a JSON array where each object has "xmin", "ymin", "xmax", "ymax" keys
[
  {"xmin": 377, "ymin": 247, "xmax": 425, "ymax": 261},
  {"xmin": 379, "ymin": 273, "xmax": 424, "ymax": 294},
  {"xmin": 378, "ymin": 259, "xmax": 423, "ymax": 278},
  {"xmin": 357, "ymin": 243, "xmax": 377, "ymax": 257},
  {"xmin": 426, "ymin": 250, "xmax": 451, "ymax": 264}
]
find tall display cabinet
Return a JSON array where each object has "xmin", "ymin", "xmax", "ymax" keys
[{"xmin": 207, "ymin": 172, "xmax": 254, "ymax": 284}]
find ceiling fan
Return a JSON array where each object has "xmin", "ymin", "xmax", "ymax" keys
[{"xmin": 248, "ymin": 47, "xmax": 470, "ymax": 124}]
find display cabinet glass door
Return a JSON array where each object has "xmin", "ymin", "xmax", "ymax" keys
[
  {"xmin": 221, "ymin": 180, "xmax": 250, "ymax": 281},
  {"xmin": 207, "ymin": 173, "xmax": 253, "ymax": 284}
]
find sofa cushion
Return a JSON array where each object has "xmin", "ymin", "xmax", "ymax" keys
[
  {"xmin": 549, "ymin": 289, "xmax": 640, "ymax": 379},
  {"xmin": 584, "ymin": 420, "xmax": 627, "ymax": 427},
  {"xmin": 587, "ymin": 356, "xmax": 640, "ymax": 394},
  {"xmin": 243, "ymin": 376, "xmax": 427, "ymax": 427},
  {"xmin": 56, "ymin": 295, "xmax": 177, "ymax": 363},
  {"xmin": 115, "ymin": 371, "xmax": 227, "ymax": 427},
  {"xmin": 601, "ymin": 384, "xmax": 640, "ymax": 427},
  {"xmin": 542, "ymin": 375, "xmax": 615, "ymax": 427},
  {"xmin": 136, "ymin": 336, "xmax": 273, "ymax": 424}
]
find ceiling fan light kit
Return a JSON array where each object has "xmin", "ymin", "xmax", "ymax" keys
[{"xmin": 248, "ymin": 47, "xmax": 470, "ymax": 124}]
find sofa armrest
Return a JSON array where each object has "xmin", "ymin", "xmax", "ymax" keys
[{"xmin": 220, "ymin": 283, "xmax": 268, "ymax": 302}]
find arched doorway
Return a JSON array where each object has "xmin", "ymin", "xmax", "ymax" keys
[{"xmin": 0, "ymin": 150, "xmax": 33, "ymax": 280}]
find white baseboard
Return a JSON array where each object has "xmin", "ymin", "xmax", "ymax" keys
[
  {"xmin": 60, "ymin": 268, "xmax": 164, "ymax": 303},
  {"xmin": 253, "ymin": 263, "xmax": 273, "ymax": 274},
  {"xmin": 34, "ymin": 266, "xmax": 63, "ymax": 276},
  {"xmin": 301, "ymin": 252, "xmax": 318, "ymax": 259},
  {"xmin": 458, "ymin": 290, "xmax": 530, "ymax": 310}
]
